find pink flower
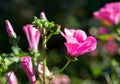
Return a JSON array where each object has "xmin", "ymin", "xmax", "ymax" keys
[
  {"xmin": 102, "ymin": 41, "xmax": 118, "ymax": 55},
  {"xmin": 5, "ymin": 20, "xmax": 16, "ymax": 38},
  {"xmin": 93, "ymin": 2, "xmax": 120, "ymax": 25},
  {"xmin": 53, "ymin": 74, "xmax": 71, "ymax": 84},
  {"xmin": 23, "ymin": 24, "xmax": 40, "ymax": 51},
  {"xmin": 5, "ymin": 71, "xmax": 18, "ymax": 84},
  {"xmin": 98, "ymin": 27, "xmax": 109, "ymax": 35},
  {"xmin": 38, "ymin": 62, "xmax": 50, "ymax": 84},
  {"xmin": 61, "ymin": 28, "xmax": 97, "ymax": 57},
  {"xmin": 21, "ymin": 56, "xmax": 37, "ymax": 84}
]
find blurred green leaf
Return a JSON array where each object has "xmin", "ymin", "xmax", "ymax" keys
[
  {"xmin": 90, "ymin": 62, "xmax": 102, "ymax": 76},
  {"xmin": 98, "ymin": 34, "xmax": 113, "ymax": 41}
]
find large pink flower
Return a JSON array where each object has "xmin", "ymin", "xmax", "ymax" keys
[
  {"xmin": 5, "ymin": 71, "xmax": 18, "ymax": 84},
  {"xmin": 23, "ymin": 24, "xmax": 40, "ymax": 51},
  {"xmin": 93, "ymin": 2, "xmax": 120, "ymax": 25},
  {"xmin": 21, "ymin": 56, "xmax": 37, "ymax": 84},
  {"xmin": 5, "ymin": 20, "xmax": 16, "ymax": 38},
  {"xmin": 61, "ymin": 28, "xmax": 97, "ymax": 57}
]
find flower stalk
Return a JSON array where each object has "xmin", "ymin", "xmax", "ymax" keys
[
  {"xmin": 60, "ymin": 60, "xmax": 71, "ymax": 73},
  {"xmin": 42, "ymin": 28, "xmax": 47, "ymax": 84},
  {"xmin": 60, "ymin": 57, "xmax": 78, "ymax": 72},
  {"xmin": 32, "ymin": 50, "xmax": 39, "ymax": 67}
]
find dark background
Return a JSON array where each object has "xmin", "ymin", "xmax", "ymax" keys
[{"xmin": 0, "ymin": 0, "xmax": 118, "ymax": 52}]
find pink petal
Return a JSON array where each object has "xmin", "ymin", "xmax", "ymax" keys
[
  {"xmin": 60, "ymin": 28, "xmax": 78, "ymax": 43},
  {"xmin": 64, "ymin": 36, "xmax": 78, "ymax": 43},
  {"xmin": 73, "ymin": 30, "xmax": 87, "ymax": 42},
  {"xmin": 23, "ymin": 24, "xmax": 40, "ymax": 50},
  {"xmin": 35, "ymin": 29, "xmax": 40, "ymax": 49},
  {"xmin": 64, "ymin": 43, "xmax": 79, "ymax": 56},
  {"xmin": 38, "ymin": 62, "xmax": 51, "ymax": 77},
  {"xmin": 23, "ymin": 24, "xmax": 33, "ymax": 49},
  {"xmin": 64, "ymin": 28, "xmax": 75, "ymax": 36},
  {"xmin": 76, "ymin": 36, "xmax": 97, "ymax": 55},
  {"xmin": 5, "ymin": 72, "xmax": 18, "ymax": 84}
]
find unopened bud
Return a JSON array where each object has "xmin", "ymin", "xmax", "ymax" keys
[
  {"xmin": 5, "ymin": 20, "xmax": 16, "ymax": 38},
  {"xmin": 40, "ymin": 12, "xmax": 47, "ymax": 19}
]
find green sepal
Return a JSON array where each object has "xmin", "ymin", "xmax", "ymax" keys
[{"xmin": 66, "ymin": 56, "xmax": 78, "ymax": 62}]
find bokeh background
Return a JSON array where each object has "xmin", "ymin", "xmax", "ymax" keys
[
  {"xmin": 0, "ymin": 0, "xmax": 120, "ymax": 84},
  {"xmin": 0, "ymin": 0, "xmax": 118, "ymax": 52}
]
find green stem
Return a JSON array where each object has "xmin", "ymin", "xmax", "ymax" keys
[
  {"xmin": 42, "ymin": 28, "xmax": 47, "ymax": 84},
  {"xmin": 60, "ymin": 60, "xmax": 71, "ymax": 73},
  {"xmin": 111, "ymin": 67, "xmax": 115, "ymax": 84},
  {"xmin": 33, "ymin": 51, "xmax": 38, "ymax": 67},
  {"xmin": 104, "ymin": 74, "xmax": 112, "ymax": 84},
  {"xmin": 46, "ymin": 33, "xmax": 52, "ymax": 42},
  {"xmin": 42, "ymin": 43, "xmax": 47, "ymax": 84},
  {"xmin": 111, "ymin": 59, "xmax": 116, "ymax": 84},
  {"xmin": 41, "ymin": 45, "xmax": 46, "ymax": 84},
  {"xmin": 49, "ymin": 59, "xmax": 71, "ymax": 83},
  {"xmin": 59, "ymin": 56, "xmax": 77, "ymax": 73},
  {"xmin": 43, "ymin": 54, "xmax": 46, "ymax": 84},
  {"xmin": 41, "ymin": 28, "xmax": 53, "ymax": 84},
  {"xmin": 49, "ymin": 77, "xmax": 53, "ymax": 84},
  {"xmin": 51, "ymin": 59, "xmax": 71, "ymax": 76},
  {"xmin": 50, "ymin": 56, "xmax": 77, "ymax": 83}
]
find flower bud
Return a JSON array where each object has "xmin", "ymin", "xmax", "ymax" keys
[
  {"xmin": 5, "ymin": 20, "xmax": 16, "ymax": 38},
  {"xmin": 23, "ymin": 24, "xmax": 40, "ymax": 51},
  {"xmin": 21, "ymin": 56, "xmax": 37, "ymax": 84},
  {"xmin": 40, "ymin": 12, "xmax": 47, "ymax": 19},
  {"xmin": 5, "ymin": 71, "xmax": 18, "ymax": 84}
]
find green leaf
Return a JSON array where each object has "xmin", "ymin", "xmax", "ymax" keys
[
  {"xmin": 98, "ymin": 34, "xmax": 113, "ymax": 41},
  {"xmin": 90, "ymin": 62, "xmax": 102, "ymax": 76}
]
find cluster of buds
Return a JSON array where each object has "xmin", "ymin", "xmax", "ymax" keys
[{"xmin": 32, "ymin": 12, "xmax": 61, "ymax": 36}]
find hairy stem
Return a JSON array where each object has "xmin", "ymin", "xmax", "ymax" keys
[{"xmin": 42, "ymin": 28, "xmax": 47, "ymax": 84}]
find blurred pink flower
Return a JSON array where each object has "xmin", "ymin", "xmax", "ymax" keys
[
  {"xmin": 94, "ymin": 2, "xmax": 120, "ymax": 25},
  {"xmin": 53, "ymin": 74, "xmax": 71, "ymax": 84},
  {"xmin": 38, "ymin": 62, "xmax": 51, "ymax": 77},
  {"xmin": 103, "ymin": 41, "xmax": 118, "ymax": 55},
  {"xmin": 97, "ymin": 27, "xmax": 114, "ymax": 41},
  {"xmin": 5, "ymin": 71, "xmax": 18, "ymax": 84},
  {"xmin": 98, "ymin": 27, "xmax": 109, "ymax": 35},
  {"xmin": 38, "ymin": 62, "xmax": 51, "ymax": 84},
  {"xmin": 23, "ymin": 24, "xmax": 40, "ymax": 51},
  {"xmin": 5, "ymin": 20, "xmax": 16, "ymax": 38},
  {"xmin": 107, "ymin": 36, "xmax": 114, "ymax": 41},
  {"xmin": 61, "ymin": 28, "xmax": 97, "ymax": 57},
  {"xmin": 21, "ymin": 56, "xmax": 37, "ymax": 84}
]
